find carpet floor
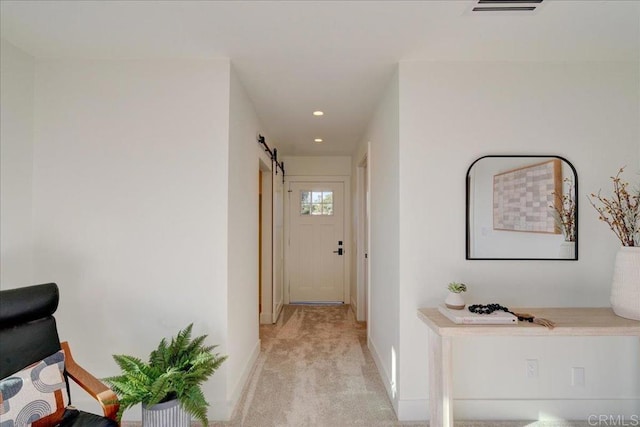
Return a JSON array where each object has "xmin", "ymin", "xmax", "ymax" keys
[
  {"xmin": 232, "ymin": 304, "xmax": 397, "ymax": 426},
  {"xmin": 124, "ymin": 304, "xmax": 591, "ymax": 427}
]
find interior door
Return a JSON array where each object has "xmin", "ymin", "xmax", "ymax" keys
[
  {"xmin": 272, "ymin": 173, "xmax": 284, "ymax": 322},
  {"xmin": 364, "ymin": 161, "xmax": 369, "ymax": 321},
  {"xmin": 288, "ymin": 181, "xmax": 345, "ymax": 303}
]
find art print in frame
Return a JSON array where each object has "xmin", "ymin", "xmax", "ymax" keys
[{"xmin": 493, "ymin": 159, "xmax": 561, "ymax": 234}]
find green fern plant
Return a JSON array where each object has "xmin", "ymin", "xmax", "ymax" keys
[{"xmin": 104, "ymin": 324, "xmax": 227, "ymax": 425}]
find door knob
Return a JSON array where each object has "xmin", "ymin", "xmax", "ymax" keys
[{"xmin": 333, "ymin": 248, "xmax": 343, "ymax": 255}]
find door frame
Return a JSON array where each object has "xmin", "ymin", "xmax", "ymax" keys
[
  {"xmin": 356, "ymin": 151, "xmax": 369, "ymax": 323},
  {"xmin": 259, "ymin": 160, "xmax": 274, "ymax": 324},
  {"xmin": 284, "ymin": 175, "xmax": 351, "ymax": 305}
]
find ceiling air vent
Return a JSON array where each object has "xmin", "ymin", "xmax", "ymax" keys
[{"xmin": 472, "ymin": 0, "xmax": 543, "ymax": 13}]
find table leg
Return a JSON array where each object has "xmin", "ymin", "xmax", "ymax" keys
[{"xmin": 428, "ymin": 329, "xmax": 453, "ymax": 427}]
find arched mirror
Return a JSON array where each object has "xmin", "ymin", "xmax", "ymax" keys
[{"xmin": 466, "ymin": 155, "xmax": 578, "ymax": 260}]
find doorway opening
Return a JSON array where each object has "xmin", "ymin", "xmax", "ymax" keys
[
  {"xmin": 287, "ymin": 181, "xmax": 345, "ymax": 303},
  {"xmin": 284, "ymin": 176, "xmax": 351, "ymax": 306}
]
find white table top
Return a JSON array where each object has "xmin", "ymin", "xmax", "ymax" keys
[{"xmin": 418, "ymin": 307, "xmax": 640, "ymax": 337}]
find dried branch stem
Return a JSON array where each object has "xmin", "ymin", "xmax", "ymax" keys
[{"xmin": 588, "ymin": 167, "xmax": 639, "ymax": 247}]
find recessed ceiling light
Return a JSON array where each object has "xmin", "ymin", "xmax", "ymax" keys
[
  {"xmin": 314, "ymin": 138, "xmax": 324, "ymax": 143},
  {"xmin": 313, "ymin": 111, "xmax": 324, "ymax": 116}
]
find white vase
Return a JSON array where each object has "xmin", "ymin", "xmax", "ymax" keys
[
  {"xmin": 142, "ymin": 399, "xmax": 190, "ymax": 427},
  {"xmin": 559, "ymin": 241, "xmax": 576, "ymax": 259},
  {"xmin": 610, "ymin": 246, "xmax": 640, "ymax": 321},
  {"xmin": 445, "ymin": 292, "xmax": 465, "ymax": 310}
]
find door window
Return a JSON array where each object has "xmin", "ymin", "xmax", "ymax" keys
[{"xmin": 300, "ymin": 191, "xmax": 333, "ymax": 216}]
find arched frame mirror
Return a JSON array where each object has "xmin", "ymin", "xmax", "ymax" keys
[{"xmin": 466, "ymin": 155, "xmax": 578, "ymax": 260}]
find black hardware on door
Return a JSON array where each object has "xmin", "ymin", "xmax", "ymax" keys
[{"xmin": 333, "ymin": 248, "xmax": 343, "ymax": 255}]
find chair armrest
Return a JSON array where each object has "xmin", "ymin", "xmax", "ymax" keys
[{"xmin": 61, "ymin": 341, "xmax": 120, "ymax": 422}]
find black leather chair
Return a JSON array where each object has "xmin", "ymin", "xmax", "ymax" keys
[{"xmin": 0, "ymin": 283, "xmax": 119, "ymax": 426}]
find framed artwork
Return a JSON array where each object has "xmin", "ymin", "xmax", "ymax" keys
[{"xmin": 493, "ymin": 159, "xmax": 561, "ymax": 234}]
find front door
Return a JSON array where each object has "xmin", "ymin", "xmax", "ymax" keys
[{"xmin": 288, "ymin": 181, "xmax": 345, "ymax": 302}]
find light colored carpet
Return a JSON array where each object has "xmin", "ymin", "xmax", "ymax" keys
[
  {"xmin": 233, "ymin": 304, "xmax": 397, "ymax": 426},
  {"xmin": 124, "ymin": 304, "xmax": 591, "ymax": 427}
]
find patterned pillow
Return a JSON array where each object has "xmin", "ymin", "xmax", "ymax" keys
[{"xmin": 0, "ymin": 350, "xmax": 69, "ymax": 427}]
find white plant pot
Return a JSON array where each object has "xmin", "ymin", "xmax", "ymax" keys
[
  {"xmin": 610, "ymin": 246, "xmax": 640, "ymax": 321},
  {"xmin": 142, "ymin": 399, "xmax": 190, "ymax": 427},
  {"xmin": 445, "ymin": 292, "xmax": 465, "ymax": 310},
  {"xmin": 559, "ymin": 241, "xmax": 576, "ymax": 259}
]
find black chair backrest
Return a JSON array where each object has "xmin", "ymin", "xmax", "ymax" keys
[{"xmin": 0, "ymin": 283, "xmax": 62, "ymax": 379}]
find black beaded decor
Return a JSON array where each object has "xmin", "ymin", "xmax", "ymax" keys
[{"xmin": 468, "ymin": 304, "xmax": 534, "ymax": 323}]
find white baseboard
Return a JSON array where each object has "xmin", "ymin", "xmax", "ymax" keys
[
  {"xmin": 224, "ymin": 339, "xmax": 261, "ymax": 420},
  {"xmin": 397, "ymin": 399, "xmax": 428, "ymax": 421},
  {"xmin": 397, "ymin": 398, "xmax": 640, "ymax": 422},
  {"xmin": 259, "ymin": 312, "xmax": 272, "ymax": 324},
  {"xmin": 368, "ymin": 337, "xmax": 398, "ymax": 415},
  {"xmin": 204, "ymin": 398, "xmax": 232, "ymax": 421}
]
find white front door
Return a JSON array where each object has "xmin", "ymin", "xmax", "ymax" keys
[{"xmin": 288, "ymin": 181, "xmax": 345, "ymax": 302}]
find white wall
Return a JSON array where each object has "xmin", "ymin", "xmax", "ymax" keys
[
  {"xmin": 397, "ymin": 61, "xmax": 640, "ymax": 420},
  {"xmin": 282, "ymin": 156, "xmax": 351, "ymax": 177},
  {"xmin": 354, "ymin": 70, "xmax": 400, "ymax": 411},
  {"xmin": 0, "ymin": 39, "xmax": 35, "ymax": 287},
  {"xmin": 227, "ymin": 66, "xmax": 271, "ymax": 412},
  {"xmin": 31, "ymin": 58, "xmax": 233, "ymax": 420}
]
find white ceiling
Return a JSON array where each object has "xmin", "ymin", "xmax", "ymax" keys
[{"xmin": 1, "ymin": 0, "xmax": 638, "ymax": 156}]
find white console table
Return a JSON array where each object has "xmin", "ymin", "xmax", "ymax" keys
[{"xmin": 417, "ymin": 307, "xmax": 640, "ymax": 427}]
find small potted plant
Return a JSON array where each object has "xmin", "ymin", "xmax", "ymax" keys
[
  {"xmin": 104, "ymin": 324, "xmax": 227, "ymax": 426},
  {"xmin": 445, "ymin": 282, "xmax": 467, "ymax": 310}
]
